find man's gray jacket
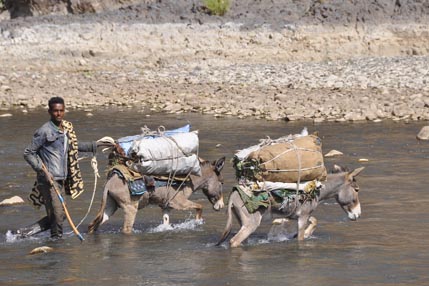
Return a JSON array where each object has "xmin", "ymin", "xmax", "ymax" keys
[{"xmin": 24, "ymin": 121, "xmax": 96, "ymax": 181}]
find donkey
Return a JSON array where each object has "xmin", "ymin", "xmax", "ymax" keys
[
  {"xmin": 217, "ymin": 165, "xmax": 365, "ymax": 247},
  {"xmin": 88, "ymin": 157, "xmax": 225, "ymax": 234}
]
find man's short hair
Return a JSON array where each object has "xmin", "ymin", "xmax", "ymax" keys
[{"xmin": 48, "ymin": 97, "xmax": 65, "ymax": 110}]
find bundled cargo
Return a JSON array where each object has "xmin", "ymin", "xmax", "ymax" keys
[
  {"xmin": 129, "ymin": 130, "xmax": 201, "ymax": 176},
  {"xmin": 234, "ymin": 133, "xmax": 326, "ymax": 183},
  {"xmin": 117, "ymin": 124, "xmax": 191, "ymax": 156}
]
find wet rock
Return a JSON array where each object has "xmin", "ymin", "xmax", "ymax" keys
[
  {"xmin": 29, "ymin": 246, "xmax": 54, "ymax": 255},
  {"xmin": 416, "ymin": 126, "xmax": 429, "ymax": 140},
  {"xmin": 324, "ymin": 150, "xmax": 344, "ymax": 157},
  {"xmin": 0, "ymin": 196, "xmax": 25, "ymax": 206}
]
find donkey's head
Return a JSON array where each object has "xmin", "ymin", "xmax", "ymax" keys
[
  {"xmin": 197, "ymin": 156, "xmax": 225, "ymax": 211},
  {"xmin": 331, "ymin": 165, "xmax": 365, "ymax": 221}
]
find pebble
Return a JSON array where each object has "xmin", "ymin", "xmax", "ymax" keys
[
  {"xmin": 416, "ymin": 126, "xmax": 429, "ymax": 140},
  {"xmin": 324, "ymin": 150, "xmax": 344, "ymax": 157},
  {"xmin": 29, "ymin": 246, "xmax": 54, "ymax": 255},
  {"xmin": 0, "ymin": 196, "xmax": 24, "ymax": 206}
]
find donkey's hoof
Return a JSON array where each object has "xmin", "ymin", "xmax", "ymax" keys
[{"xmin": 163, "ymin": 214, "xmax": 170, "ymax": 225}]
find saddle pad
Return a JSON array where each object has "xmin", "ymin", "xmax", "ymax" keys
[
  {"xmin": 128, "ymin": 178, "xmax": 148, "ymax": 196},
  {"xmin": 234, "ymin": 185, "xmax": 270, "ymax": 214},
  {"xmin": 111, "ymin": 169, "xmax": 181, "ymax": 196}
]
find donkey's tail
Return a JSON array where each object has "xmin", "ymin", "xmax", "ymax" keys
[
  {"xmin": 216, "ymin": 190, "xmax": 235, "ymax": 246},
  {"xmin": 87, "ymin": 179, "xmax": 109, "ymax": 234}
]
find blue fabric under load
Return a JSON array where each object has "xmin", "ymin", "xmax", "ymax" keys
[
  {"xmin": 128, "ymin": 179, "xmax": 181, "ymax": 196},
  {"xmin": 112, "ymin": 169, "xmax": 181, "ymax": 196},
  {"xmin": 117, "ymin": 124, "xmax": 191, "ymax": 156}
]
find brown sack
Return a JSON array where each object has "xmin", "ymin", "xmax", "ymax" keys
[{"xmin": 248, "ymin": 135, "xmax": 326, "ymax": 182}]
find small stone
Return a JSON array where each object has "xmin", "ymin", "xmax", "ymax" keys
[
  {"xmin": 416, "ymin": 126, "xmax": 429, "ymax": 140},
  {"xmin": 29, "ymin": 246, "xmax": 54, "ymax": 255},
  {"xmin": 0, "ymin": 196, "xmax": 25, "ymax": 206},
  {"xmin": 324, "ymin": 150, "xmax": 344, "ymax": 157},
  {"xmin": 358, "ymin": 158, "xmax": 369, "ymax": 162},
  {"xmin": 1, "ymin": 85, "xmax": 11, "ymax": 91},
  {"xmin": 0, "ymin": 113, "xmax": 12, "ymax": 117}
]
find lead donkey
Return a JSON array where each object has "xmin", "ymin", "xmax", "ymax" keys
[
  {"xmin": 88, "ymin": 156, "xmax": 225, "ymax": 234},
  {"xmin": 217, "ymin": 165, "xmax": 365, "ymax": 247}
]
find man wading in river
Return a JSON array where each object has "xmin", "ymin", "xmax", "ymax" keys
[{"xmin": 15, "ymin": 97, "xmax": 109, "ymax": 240}]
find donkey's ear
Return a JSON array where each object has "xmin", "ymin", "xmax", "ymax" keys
[
  {"xmin": 213, "ymin": 156, "xmax": 225, "ymax": 174},
  {"xmin": 349, "ymin": 167, "xmax": 365, "ymax": 178}
]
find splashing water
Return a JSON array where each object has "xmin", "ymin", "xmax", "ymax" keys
[
  {"xmin": 148, "ymin": 219, "xmax": 204, "ymax": 233},
  {"xmin": 3, "ymin": 230, "xmax": 43, "ymax": 244}
]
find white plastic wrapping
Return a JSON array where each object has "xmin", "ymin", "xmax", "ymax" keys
[{"xmin": 130, "ymin": 131, "xmax": 201, "ymax": 176}]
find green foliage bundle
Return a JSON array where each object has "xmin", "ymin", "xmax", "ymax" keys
[{"xmin": 203, "ymin": 0, "xmax": 230, "ymax": 16}]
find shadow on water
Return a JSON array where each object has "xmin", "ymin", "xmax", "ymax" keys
[{"xmin": 0, "ymin": 107, "xmax": 428, "ymax": 285}]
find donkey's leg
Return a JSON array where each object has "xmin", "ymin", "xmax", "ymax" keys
[
  {"xmin": 297, "ymin": 215, "xmax": 310, "ymax": 241},
  {"xmin": 121, "ymin": 201, "xmax": 139, "ymax": 234},
  {"xmin": 101, "ymin": 195, "xmax": 118, "ymax": 225},
  {"xmin": 304, "ymin": 216, "xmax": 318, "ymax": 239},
  {"xmin": 89, "ymin": 195, "xmax": 118, "ymax": 233},
  {"xmin": 229, "ymin": 211, "xmax": 263, "ymax": 248}
]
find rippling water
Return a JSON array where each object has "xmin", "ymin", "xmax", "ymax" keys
[{"xmin": 1, "ymin": 107, "xmax": 428, "ymax": 285}]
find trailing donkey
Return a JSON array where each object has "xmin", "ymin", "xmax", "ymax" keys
[{"xmin": 217, "ymin": 165, "xmax": 364, "ymax": 247}]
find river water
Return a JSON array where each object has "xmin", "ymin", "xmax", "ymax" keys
[{"xmin": 0, "ymin": 107, "xmax": 428, "ymax": 286}]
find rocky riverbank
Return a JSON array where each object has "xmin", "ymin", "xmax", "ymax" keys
[{"xmin": 0, "ymin": 0, "xmax": 428, "ymax": 122}]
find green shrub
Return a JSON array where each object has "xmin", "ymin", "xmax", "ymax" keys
[{"xmin": 203, "ymin": 0, "xmax": 230, "ymax": 16}]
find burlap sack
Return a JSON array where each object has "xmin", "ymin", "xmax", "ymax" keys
[{"xmin": 248, "ymin": 135, "xmax": 326, "ymax": 182}]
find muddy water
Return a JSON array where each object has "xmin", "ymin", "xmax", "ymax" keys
[{"xmin": 0, "ymin": 107, "xmax": 428, "ymax": 285}]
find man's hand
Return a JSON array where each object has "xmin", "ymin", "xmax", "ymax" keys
[
  {"xmin": 40, "ymin": 167, "xmax": 54, "ymax": 182},
  {"xmin": 96, "ymin": 136, "xmax": 116, "ymax": 148}
]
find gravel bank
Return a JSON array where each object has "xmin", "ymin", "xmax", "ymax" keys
[{"xmin": 0, "ymin": 1, "xmax": 428, "ymax": 122}]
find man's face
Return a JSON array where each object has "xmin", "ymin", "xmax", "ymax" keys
[{"xmin": 48, "ymin": 103, "xmax": 65, "ymax": 125}]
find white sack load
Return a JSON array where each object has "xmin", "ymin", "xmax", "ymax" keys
[
  {"xmin": 130, "ymin": 154, "xmax": 201, "ymax": 177},
  {"xmin": 257, "ymin": 180, "xmax": 322, "ymax": 192},
  {"xmin": 130, "ymin": 131, "xmax": 201, "ymax": 176}
]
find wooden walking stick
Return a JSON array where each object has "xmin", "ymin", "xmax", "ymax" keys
[{"xmin": 42, "ymin": 164, "xmax": 84, "ymax": 242}]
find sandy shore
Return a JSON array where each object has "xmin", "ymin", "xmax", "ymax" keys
[{"xmin": 0, "ymin": 1, "xmax": 428, "ymax": 122}]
